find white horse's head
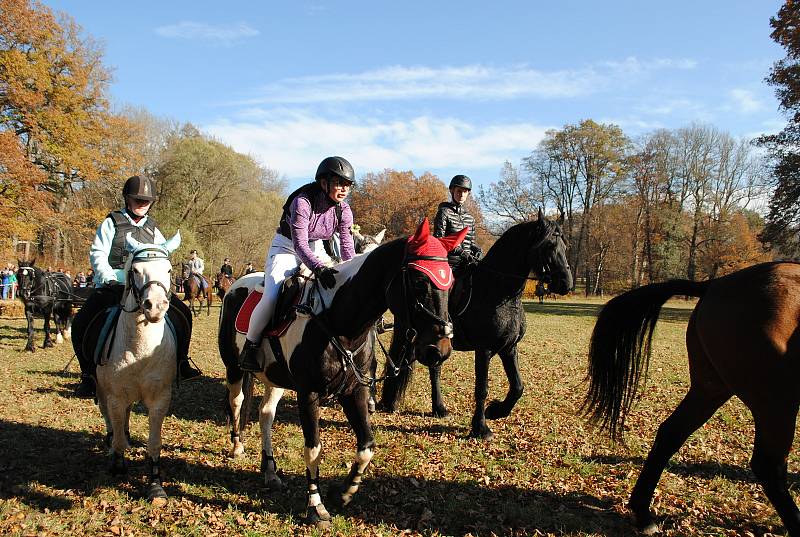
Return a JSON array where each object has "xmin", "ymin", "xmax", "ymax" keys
[{"xmin": 124, "ymin": 231, "xmax": 181, "ymax": 322}]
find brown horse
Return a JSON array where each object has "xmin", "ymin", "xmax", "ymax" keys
[
  {"xmin": 214, "ymin": 271, "xmax": 235, "ymax": 299},
  {"xmin": 182, "ymin": 265, "xmax": 212, "ymax": 316},
  {"xmin": 583, "ymin": 261, "xmax": 800, "ymax": 535}
]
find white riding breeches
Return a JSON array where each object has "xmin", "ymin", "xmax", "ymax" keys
[{"xmin": 246, "ymin": 233, "xmax": 332, "ymax": 342}]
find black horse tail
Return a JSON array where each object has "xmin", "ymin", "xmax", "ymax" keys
[
  {"xmin": 218, "ymin": 285, "xmax": 250, "ymax": 438},
  {"xmin": 582, "ymin": 279, "xmax": 709, "ymax": 441}
]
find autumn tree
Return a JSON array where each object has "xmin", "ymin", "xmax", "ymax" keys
[
  {"xmin": 349, "ymin": 169, "xmax": 448, "ymax": 239},
  {"xmin": 759, "ymin": 1, "xmax": 800, "ymax": 256},
  {"xmin": 0, "ymin": 0, "xmax": 132, "ymax": 264}
]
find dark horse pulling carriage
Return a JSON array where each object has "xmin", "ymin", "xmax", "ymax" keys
[
  {"xmin": 379, "ymin": 210, "xmax": 573, "ymax": 439},
  {"xmin": 584, "ymin": 261, "xmax": 800, "ymax": 535},
  {"xmin": 16, "ymin": 260, "xmax": 87, "ymax": 352}
]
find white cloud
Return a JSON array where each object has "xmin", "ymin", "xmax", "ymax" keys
[
  {"xmin": 203, "ymin": 110, "xmax": 549, "ymax": 179},
  {"xmin": 728, "ymin": 88, "xmax": 764, "ymax": 113},
  {"xmin": 234, "ymin": 57, "xmax": 697, "ymax": 105},
  {"xmin": 155, "ymin": 21, "xmax": 259, "ymax": 42}
]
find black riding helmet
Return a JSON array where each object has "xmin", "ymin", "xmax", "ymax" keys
[
  {"xmin": 122, "ymin": 175, "xmax": 156, "ymax": 202},
  {"xmin": 315, "ymin": 156, "xmax": 355, "ymax": 187},
  {"xmin": 449, "ymin": 174, "xmax": 472, "ymax": 191}
]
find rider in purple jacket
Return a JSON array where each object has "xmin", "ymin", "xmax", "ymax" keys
[{"xmin": 238, "ymin": 156, "xmax": 356, "ymax": 372}]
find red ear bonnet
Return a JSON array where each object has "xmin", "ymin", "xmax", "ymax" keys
[{"xmin": 406, "ymin": 219, "xmax": 468, "ymax": 290}]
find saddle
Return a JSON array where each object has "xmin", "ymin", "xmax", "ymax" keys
[
  {"xmin": 235, "ymin": 273, "xmax": 309, "ymax": 338},
  {"xmin": 83, "ymin": 304, "xmax": 184, "ymax": 368}
]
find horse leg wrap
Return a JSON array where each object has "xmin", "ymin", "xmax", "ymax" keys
[
  {"xmin": 341, "ymin": 447, "xmax": 373, "ymax": 506},
  {"xmin": 146, "ymin": 456, "xmax": 168, "ymax": 505}
]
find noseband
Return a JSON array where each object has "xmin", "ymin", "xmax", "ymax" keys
[{"xmin": 122, "ymin": 248, "xmax": 173, "ymax": 314}]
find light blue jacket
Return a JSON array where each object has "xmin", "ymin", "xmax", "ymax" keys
[{"xmin": 90, "ymin": 209, "xmax": 165, "ymax": 286}]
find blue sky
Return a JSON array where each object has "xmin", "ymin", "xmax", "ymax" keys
[{"xmin": 44, "ymin": 1, "xmax": 787, "ymax": 192}]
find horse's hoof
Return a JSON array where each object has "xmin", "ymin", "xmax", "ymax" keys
[
  {"xmin": 43, "ymin": 340, "xmax": 54, "ymax": 348},
  {"xmin": 264, "ymin": 476, "xmax": 285, "ymax": 493},
  {"xmin": 431, "ymin": 406, "xmax": 449, "ymax": 418},
  {"xmin": 147, "ymin": 482, "xmax": 168, "ymax": 507},
  {"xmin": 630, "ymin": 505, "xmax": 660, "ymax": 534},
  {"xmin": 375, "ymin": 401, "xmax": 397, "ymax": 414},
  {"xmin": 109, "ymin": 453, "xmax": 127, "ymax": 476},
  {"xmin": 24, "ymin": 346, "xmax": 35, "ymax": 353},
  {"xmin": 468, "ymin": 426, "xmax": 494, "ymax": 441},
  {"xmin": 230, "ymin": 445, "xmax": 245, "ymax": 458},
  {"xmin": 55, "ymin": 333, "xmax": 63, "ymax": 344},
  {"xmin": 305, "ymin": 504, "xmax": 331, "ymax": 528},
  {"xmin": 485, "ymin": 400, "xmax": 510, "ymax": 420}
]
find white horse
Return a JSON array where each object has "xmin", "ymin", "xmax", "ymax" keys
[{"xmin": 96, "ymin": 231, "xmax": 181, "ymax": 506}]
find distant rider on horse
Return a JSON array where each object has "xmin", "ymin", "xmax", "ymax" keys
[
  {"xmin": 72, "ymin": 176, "xmax": 201, "ymax": 397},
  {"xmin": 187, "ymin": 250, "xmax": 208, "ymax": 293},
  {"xmin": 238, "ymin": 156, "xmax": 356, "ymax": 372},
  {"xmin": 220, "ymin": 258, "xmax": 234, "ymax": 278},
  {"xmin": 433, "ymin": 174, "xmax": 482, "ymax": 277}
]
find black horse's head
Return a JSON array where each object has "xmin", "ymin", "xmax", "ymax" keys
[
  {"xmin": 386, "ymin": 219, "xmax": 468, "ymax": 368},
  {"xmin": 527, "ymin": 209, "xmax": 572, "ymax": 295},
  {"xmin": 16, "ymin": 259, "xmax": 41, "ymax": 301}
]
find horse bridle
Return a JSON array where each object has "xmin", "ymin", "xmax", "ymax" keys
[
  {"xmin": 17, "ymin": 266, "xmax": 39, "ymax": 299},
  {"xmin": 122, "ymin": 248, "xmax": 173, "ymax": 313},
  {"xmin": 383, "ymin": 253, "xmax": 454, "ymax": 371}
]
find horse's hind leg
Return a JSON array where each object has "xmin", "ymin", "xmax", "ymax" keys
[
  {"xmin": 750, "ymin": 408, "xmax": 800, "ymax": 535},
  {"xmin": 485, "ymin": 342, "xmax": 523, "ymax": 420},
  {"xmin": 628, "ymin": 327, "xmax": 731, "ymax": 534},
  {"xmin": 469, "ymin": 347, "xmax": 496, "ymax": 440},
  {"xmin": 227, "ymin": 378, "xmax": 246, "ymax": 457},
  {"xmin": 259, "ymin": 384, "xmax": 285, "ymax": 491},
  {"xmin": 53, "ymin": 311, "xmax": 64, "ymax": 344}
]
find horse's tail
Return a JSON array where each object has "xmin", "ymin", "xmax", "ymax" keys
[
  {"xmin": 240, "ymin": 372, "xmax": 255, "ymax": 435},
  {"xmin": 582, "ymin": 279, "xmax": 709, "ymax": 441}
]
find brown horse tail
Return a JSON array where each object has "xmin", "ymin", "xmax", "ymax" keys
[{"xmin": 582, "ymin": 279, "xmax": 709, "ymax": 441}]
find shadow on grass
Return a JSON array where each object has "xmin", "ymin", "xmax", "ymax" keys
[
  {"xmin": 524, "ymin": 301, "xmax": 694, "ymax": 322},
  {"xmin": 1, "ymin": 418, "xmax": 785, "ymax": 536},
  {"xmin": 584, "ymin": 453, "xmax": 800, "ymax": 487}
]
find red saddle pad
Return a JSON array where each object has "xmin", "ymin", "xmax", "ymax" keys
[{"xmin": 235, "ymin": 289, "xmax": 263, "ymax": 334}]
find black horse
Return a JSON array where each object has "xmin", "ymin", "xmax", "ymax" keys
[
  {"xmin": 16, "ymin": 260, "xmax": 77, "ymax": 352},
  {"xmin": 218, "ymin": 219, "xmax": 466, "ymax": 526},
  {"xmin": 379, "ymin": 210, "xmax": 573, "ymax": 439}
]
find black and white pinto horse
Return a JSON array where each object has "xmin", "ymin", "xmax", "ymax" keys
[
  {"xmin": 16, "ymin": 260, "xmax": 75, "ymax": 352},
  {"xmin": 379, "ymin": 210, "xmax": 574, "ymax": 439},
  {"xmin": 96, "ymin": 232, "xmax": 181, "ymax": 505},
  {"xmin": 218, "ymin": 219, "xmax": 466, "ymax": 526}
]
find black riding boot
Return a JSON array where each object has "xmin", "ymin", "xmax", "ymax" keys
[
  {"xmin": 238, "ymin": 338, "xmax": 263, "ymax": 372},
  {"xmin": 74, "ymin": 374, "xmax": 96, "ymax": 398}
]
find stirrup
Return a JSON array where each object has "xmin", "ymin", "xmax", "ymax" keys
[{"xmin": 238, "ymin": 339, "xmax": 263, "ymax": 372}]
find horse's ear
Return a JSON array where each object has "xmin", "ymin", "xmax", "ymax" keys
[
  {"xmin": 538, "ymin": 207, "xmax": 544, "ymax": 222},
  {"xmin": 557, "ymin": 208, "xmax": 565, "ymax": 227},
  {"xmin": 125, "ymin": 232, "xmax": 144, "ymax": 253},
  {"xmin": 375, "ymin": 228, "xmax": 386, "ymax": 244},
  {"xmin": 408, "ymin": 218, "xmax": 431, "ymax": 246},
  {"xmin": 162, "ymin": 231, "xmax": 181, "ymax": 254},
  {"xmin": 438, "ymin": 226, "xmax": 469, "ymax": 253}
]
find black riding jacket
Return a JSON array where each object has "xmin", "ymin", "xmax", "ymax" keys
[
  {"xmin": 433, "ymin": 201, "xmax": 480, "ymax": 266},
  {"xmin": 220, "ymin": 264, "xmax": 233, "ymax": 277}
]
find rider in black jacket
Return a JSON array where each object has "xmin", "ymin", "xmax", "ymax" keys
[{"xmin": 433, "ymin": 174, "xmax": 482, "ymax": 276}]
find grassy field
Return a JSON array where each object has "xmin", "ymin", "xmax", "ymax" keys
[{"xmin": 0, "ymin": 296, "xmax": 792, "ymax": 536}]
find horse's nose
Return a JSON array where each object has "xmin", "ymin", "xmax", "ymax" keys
[{"xmin": 143, "ymin": 299, "xmax": 153, "ymax": 310}]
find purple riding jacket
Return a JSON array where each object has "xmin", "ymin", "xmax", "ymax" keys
[{"xmin": 287, "ymin": 188, "xmax": 355, "ymax": 270}]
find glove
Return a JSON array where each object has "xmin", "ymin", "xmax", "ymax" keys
[
  {"xmin": 314, "ymin": 266, "xmax": 338, "ymax": 289},
  {"xmin": 459, "ymin": 249, "xmax": 475, "ymax": 263},
  {"xmin": 472, "ymin": 247, "xmax": 483, "ymax": 261}
]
